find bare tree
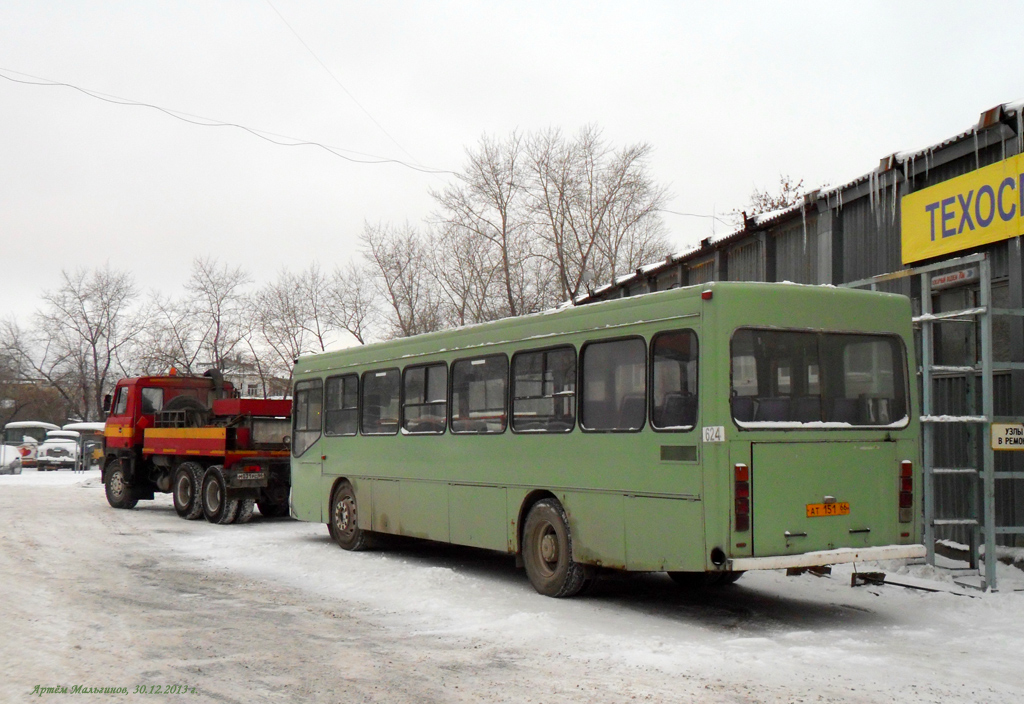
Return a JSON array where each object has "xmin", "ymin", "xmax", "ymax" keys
[
  {"xmin": 187, "ymin": 257, "xmax": 252, "ymax": 371},
  {"xmin": 326, "ymin": 260, "xmax": 377, "ymax": 345},
  {"xmin": 251, "ymin": 264, "xmax": 338, "ymax": 388},
  {"xmin": 128, "ymin": 292, "xmax": 206, "ymax": 376},
  {"xmin": 0, "ymin": 267, "xmax": 142, "ymax": 421},
  {"xmin": 361, "ymin": 222, "xmax": 441, "ymax": 338},
  {"xmin": 427, "ymin": 223, "xmax": 505, "ymax": 327},
  {"xmin": 732, "ymin": 174, "xmax": 808, "ymax": 224},
  {"xmin": 527, "ymin": 126, "xmax": 671, "ymax": 300},
  {"xmin": 432, "ymin": 132, "xmax": 543, "ymax": 317}
]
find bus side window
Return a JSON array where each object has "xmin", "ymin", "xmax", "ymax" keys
[
  {"xmin": 361, "ymin": 369, "xmax": 400, "ymax": 435},
  {"xmin": 511, "ymin": 346, "xmax": 576, "ymax": 433},
  {"xmin": 580, "ymin": 337, "xmax": 646, "ymax": 432},
  {"xmin": 325, "ymin": 374, "xmax": 359, "ymax": 436},
  {"xmin": 402, "ymin": 364, "xmax": 447, "ymax": 434},
  {"xmin": 451, "ymin": 355, "xmax": 508, "ymax": 434},
  {"xmin": 650, "ymin": 330, "xmax": 698, "ymax": 430}
]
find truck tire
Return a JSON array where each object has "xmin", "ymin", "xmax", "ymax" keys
[
  {"xmin": 172, "ymin": 462, "xmax": 205, "ymax": 520},
  {"xmin": 104, "ymin": 459, "xmax": 138, "ymax": 510},
  {"xmin": 257, "ymin": 500, "xmax": 289, "ymax": 518},
  {"xmin": 235, "ymin": 498, "xmax": 255, "ymax": 524},
  {"xmin": 201, "ymin": 465, "xmax": 239, "ymax": 524},
  {"xmin": 162, "ymin": 394, "xmax": 209, "ymax": 427}
]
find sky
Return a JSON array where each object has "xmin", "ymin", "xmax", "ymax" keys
[{"xmin": 2, "ymin": 1, "xmax": 1023, "ymax": 326}]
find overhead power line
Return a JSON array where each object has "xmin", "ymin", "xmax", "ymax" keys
[
  {"xmin": 264, "ymin": 0, "xmax": 420, "ymax": 166},
  {"xmin": 659, "ymin": 209, "xmax": 732, "ymax": 226},
  {"xmin": 0, "ymin": 67, "xmax": 455, "ymax": 175}
]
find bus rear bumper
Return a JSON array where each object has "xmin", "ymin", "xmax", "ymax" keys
[{"xmin": 728, "ymin": 544, "xmax": 926, "ymax": 572}]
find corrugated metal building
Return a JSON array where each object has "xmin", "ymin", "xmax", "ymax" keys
[{"xmin": 580, "ymin": 100, "xmax": 1024, "ymax": 550}]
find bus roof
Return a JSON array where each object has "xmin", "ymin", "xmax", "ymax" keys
[{"xmin": 296, "ymin": 281, "xmax": 911, "ymax": 375}]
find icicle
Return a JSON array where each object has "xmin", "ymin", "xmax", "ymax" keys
[
  {"xmin": 974, "ymin": 129, "xmax": 980, "ymax": 170},
  {"xmin": 1018, "ymin": 110, "xmax": 1023, "ymax": 154}
]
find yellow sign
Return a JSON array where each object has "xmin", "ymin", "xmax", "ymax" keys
[
  {"xmin": 991, "ymin": 423, "xmax": 1024, "ymax": 451},
  {"xmin": 901, "ymin": 153, "xmax": 1024, "ymax": 264}
]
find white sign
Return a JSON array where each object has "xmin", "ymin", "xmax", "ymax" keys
[
  {"xmin": 702, "ymin": 426, "xmax": 725, "ymax": 443},
  {"xmin": 931, "ymin": 267, "xmax": 979, "ymax": 290},
  {"xmin": 991, "ymin": 423, "xmax": 1024, "ymax": 450}
]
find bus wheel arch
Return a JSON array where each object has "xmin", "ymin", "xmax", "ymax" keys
[{"xmin": 515, "ymin": 490, "xmax": 559, "ymax": 558}]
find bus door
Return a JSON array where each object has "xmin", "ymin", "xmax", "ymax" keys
[{"xmin": 291, "ymin": 380, "xmax": 323, "ymax": 521}]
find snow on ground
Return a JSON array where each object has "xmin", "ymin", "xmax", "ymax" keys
[{"xmin": 5, "ymin": 470, "xmax": 1024, "ymax": 702}]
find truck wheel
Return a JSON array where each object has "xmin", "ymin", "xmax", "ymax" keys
[
  {"xmin": 521, "ymin": 499, "xmax": 588, "ymax": 598},
  {"xmin": 202, "ymin": 465, "xmax": 239, "ymax": 524},
  {"xmin": 172, "ymin": 462, "xmax": 205, "ymax": 520},
  {"xmin": 257, "ymin": 501, "xmax": 289, "ymax": 518},
  {"xmin": 235, "ymin": 498, "xmax": 255, "ymax": 524},
  {"xmin": 330, "ymin": 481, "xmax": 367, "ymax": 551},
  {"xmin": 104, "ymin": 459, "xmax": 138, "ymax": 510}
]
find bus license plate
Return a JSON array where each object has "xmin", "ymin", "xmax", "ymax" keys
[{"xmin": 806, "ymin": 502, "xmax": 850, "ymax": 518}]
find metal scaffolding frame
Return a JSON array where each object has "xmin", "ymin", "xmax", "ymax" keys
[{"xmin": 845, "ymin": 252, "xmax": 1024, "ymax": 591}]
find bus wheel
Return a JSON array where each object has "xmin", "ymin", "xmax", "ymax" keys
[
  {"xmin": 172, "ymin": 462, "xmax": 205, "ymax": 520},
  {"xmin": 522, "ymin": 499, "xmax": 588, "ymax": 598},
  {"xmin": 104, "ymin": 459, "xmax": 138, "ymax": 510},
  {"xmin": 235, "ymin": 498, "xmax": 255, "ymax": 524},
  {"xmin": 202, "ymin": 466, "xmax": 239, "ymax": 524},
  {"xmin": 330, "ymin": 482, "xmax": 367, "ymax": 551}
]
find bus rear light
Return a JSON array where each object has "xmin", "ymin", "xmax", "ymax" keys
[
  {"xmin": 241, "ymin": 464, "xmax": 262, "ymax": 473},
  {"xmin": 701, "ymin": 290, "xmax": 713, "ymax": 300},
  {"xmin": 899, "ymin": 460, "xmax": 913, "ymax": 522},
  {"xmin": 734, "ymin": 463, "xmax": 750, "ymax": 532}
]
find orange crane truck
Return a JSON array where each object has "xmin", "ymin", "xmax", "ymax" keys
[{"xmin": 102, "ymin": 370, "xmax": 292, "ymax": 524}]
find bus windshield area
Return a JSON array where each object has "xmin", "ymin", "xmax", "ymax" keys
[{"xmin": 730, "ymin": 328, "xmax": 908, "ymax": 428}]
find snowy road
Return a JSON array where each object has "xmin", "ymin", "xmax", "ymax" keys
[{"xmin": 2, "ymin": 471, "xmax": 1022, "ymax": 703}]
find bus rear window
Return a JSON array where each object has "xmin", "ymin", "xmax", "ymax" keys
[{"xmin": 730, "ymin": 328, "xmax": 907, "ymax": 428}]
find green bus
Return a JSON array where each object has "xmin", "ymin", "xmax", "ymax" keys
[{"xmin": 289, "ymin": 282, "xmax": 924, "ymax": 597}]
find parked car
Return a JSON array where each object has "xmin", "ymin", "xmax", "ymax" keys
[
  {"xmin": 35, "ymin": 430, "xmax": 80, "ymax": 471},
  {"xmin": 0, "ymin": 445, "xmax": 21, "ymax": 475}
]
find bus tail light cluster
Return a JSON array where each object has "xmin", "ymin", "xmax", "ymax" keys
[
  {"xmin": 899, "ymin": 460, "xmax": 913, "ymax": 523},
  {"xmin": 735, "ymin": 463, "xmax": 750, "ymax": 532}
]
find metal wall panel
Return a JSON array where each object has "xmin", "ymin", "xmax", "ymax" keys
[
  {"xmin": 727, "ymin": 240, "xmax": 764, "ymax": 281},
  {"xmin": 773, "ymin": 217, "xmax": 818, "ymax": 284}
]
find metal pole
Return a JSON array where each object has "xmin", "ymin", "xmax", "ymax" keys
[
  {"xmin": 980, "ymin": 256, "xmax": 997, "ymax": 590},
  {"xmin": 921, "ymin": 272, "xmax": 936, "ymax": 566}
]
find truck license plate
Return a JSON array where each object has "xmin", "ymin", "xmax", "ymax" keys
[{"xmin": 806, "ymin": 502, "xmax": 850, "ymax": 518}]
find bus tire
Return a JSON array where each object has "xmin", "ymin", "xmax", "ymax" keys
[
  {"xmin": 202, "ymin": 465, "xmax": 239, "ymax": 524},
  {"xmin": 257, "ymin": 500, "xmax": 289, "ymax": 518},
  {"xmin": 235, "ymin": 498, "xmax": 255, "ymax": 524},
  {"xmin": 330, "ymin": 481, "xmax": 367, "ymax": 551},
  {"xmin": 104, "ymin": 459, "xmax": 138, "ymax": 510},
  {"xmin": 172, "ymin": 462, "xmax": 205, "ymax": 520},
  {"xmin": 522, "ymin": 499, "xmax": 588, "ymax": 598}
]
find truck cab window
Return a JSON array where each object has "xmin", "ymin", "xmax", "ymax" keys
[{"xmin": 140, "ymin": 388, "xmax": 164, "ymax": 415}]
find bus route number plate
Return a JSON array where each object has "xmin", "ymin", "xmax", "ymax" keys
[
  {"xmin": 806, "ymin": 502, "xmax": 850, "ymax": 518},
  {"xmin": 702, "ymin": 426, "xmax": 725, "ymax": 443}
]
